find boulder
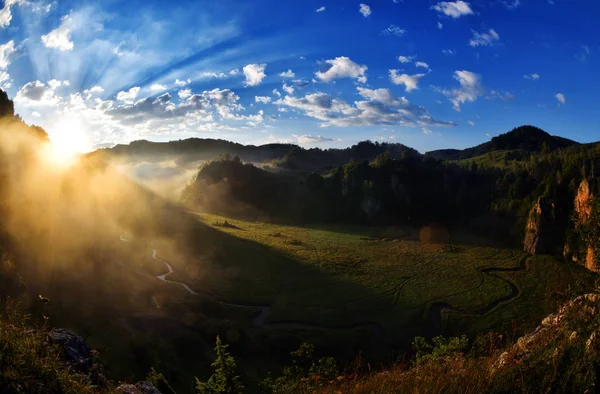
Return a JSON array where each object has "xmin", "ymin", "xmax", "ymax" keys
[
  {"xmin": 48, "ymin": 328, "xmax": 92, "ymax": 372},
  {"xmin": 117, "ymin": 381, "xmax": 162, "ymax": 394},
  {"xmin": 523, "ymin": 196, "xmax": 558, "ymax": 255}
]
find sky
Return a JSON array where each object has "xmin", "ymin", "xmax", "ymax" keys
[{"xmin": 0, "ymin": 0, "xmax": 598, "ymax": 153}]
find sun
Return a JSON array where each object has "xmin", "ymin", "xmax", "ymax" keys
[{"xmin": 45, "ymin": 116, "xmax": 90, "ymax": 167}]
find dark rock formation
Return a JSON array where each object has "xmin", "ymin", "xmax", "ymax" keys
[
  {"xmin": 524, "ymin": 196, "xmax": 559, "ymax": 254},
  {"xmin": 117, "ymin": 381, "xmax": 162, "ymax": 394},
  {"xmin": 48, "ymin": 328, "xmax": 92, "ymax": 372}
]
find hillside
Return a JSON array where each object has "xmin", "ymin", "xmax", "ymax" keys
[{"xmin": 426, "ymin": 125, "xmax": 578, "ymax": 161}]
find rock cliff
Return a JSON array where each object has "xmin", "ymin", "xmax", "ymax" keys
[{"xmin": 524, "ymin": 196, "xmax": 558, "ymax": 254}]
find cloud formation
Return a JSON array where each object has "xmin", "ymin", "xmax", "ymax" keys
[
  {"xmin": 438, "ymin": 70, "xmax": 484, "ymax": 111},
  {"xmin": 555, "ymin": 93, "xmax": 566, "ymax": 105},
  {"xmin": 524, "ymin": 73, "xmax": 540, "ymax": 80},
  {"xmin": 0, "ymin": 40, "xmax": 16, "ymax": 69},
  {"xmin": 255, "ymin": 96, "xmax": 271, "ymax": 104},
  {"xmin": 381, "ymin": 25, "xmax": 405, "ymax": 37},
  {"xmin": 469, "ymin": 29, "xmax": 500, "ymax": 47},
  {"xmin": 116, "ymin": 87, "xmax": 141, "ymax": 103},
  {"xmin": 389, "ymin": 70, "xmax": 425, "ymax": 92},
  {"xmin": 316, "ymin": 6, "xmax": 325, "ymax": 12},
  {"xmin": 398, "ymin": 55, "xmax": 415, "ymax": 64},
  {"xmin": 294, "ymin": 134, "xmax": 336, "ymax": 144},
  {"xmin": 315, "ymin": 56, "xmax": 367, "ymax": 83},
  {"xmin": 279, "ymin": 69, "xmax": 295, "ymax": 78},
  {"xmin": 431, "ymin": 1, "xmax": 473, "ymax": 18},
  {"xmin": 359, "ymin": 4, "xmax": 372, "ymax": 17},
  {"xmin": 275, "ymin": 87, "xmax": 454, "ymax": 128},
  {"xmin": 243, "ymin": 63, "xmax": 267, "ymax": 86},
  {"xmin": 41, "ymin": 14, "xmax": 74, "ymax": 51}
]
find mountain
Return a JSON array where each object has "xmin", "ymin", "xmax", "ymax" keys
[
  {"xmin": 91, "ymin": 138, "xmax": 420, "ymax": 169},
  {"xmin": 425, "ymin": 125, "xmax": 579, "ymax": 161}
]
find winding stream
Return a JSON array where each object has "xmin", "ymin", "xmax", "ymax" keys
[
  {"xmin": 428, "ymin": 254, "xmax": 530, "ymax": 335},
  {"xmin": 121, "ymin": 236, "xmax": 383, "ymax": 334}
]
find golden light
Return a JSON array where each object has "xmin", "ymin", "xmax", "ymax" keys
[{"xmin": 45, "ymin": 116, "xmax": 90, "ymax": 167}]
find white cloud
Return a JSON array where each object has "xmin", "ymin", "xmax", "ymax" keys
[
  {"xmin": 41, "ymin": 14, "xmax": 74, "ymax": 51},
  {"xmin": 316, "ymin": 6, "xmax": 325, "ymax": 12},
  {"xmin": 0, "ymin": 0, "xmax": 25, "ymax": 28},
  {"xmin": 150, "ymin": 83, "xmax": 168, "ymax": 92},
  {"xmin": 523, "ymin": 73, "xmax": 540, "ymax": 80},
  {"xmin": 294, "ymin": 134, "xmax": 336, "ymax": 144},
  {"xmin": 555, "ymin": 93, "xmax": 566, "ymax": 105},
  {"xmin": 243, "ymin": 63, "xmax": 267, "ymax": 86},
  {"xmin": 32, "ymin": 111, "xmax": 41, "ymax": 117},
  {"xmin": 389, "ymin": 70, "xmax": 425, "ymax": 92},
  {"xmin": 437, "ymin": 21, "xmax": 443, "ymax": 30},
  {"xmin": 422, "ymin": 127, "xmax": 433, "ymax": 135},
  {"xmin": 442, "ymin": 49, "xmax": 456, "ymax": 55},
  {"xmin": 359, "ymin": 4, "xmax": 372, "ymax": 17},
  {"xmin": 48, "ymin": 79, "xmax": 70, "ymax": 89},
  {"xmin": 398, "ymin": 55, "xmax": 416, "ymax": 64},
  {"xmin": 282, "ymin": 83, "xmax": 294, "ymax": 95},
  {"xmin": 315, "ymin": 56, "xmax": 367, "ymax": 83},
  {"xmin": 275, "ymin": 87, "xmax": 454, "ymax": 128},
  {"xmin": 273, "ymin": 89, "xmax": 281, "ymax": 97},
  {"xmin": 438, "ymin": 70, "xmax": 484, "ymax": 111},
  {"xmin": 467, "ymin": 120, "xmax": 475, "ymax": 126},
  {"xmin": 15, "ymin": 80, "xmax": 59, "ymax": 106},
  {"xmin": 174, "ymin": 79, "xmax": 190, "ymax": 87},
  {"xmin": 469, "ymin": 29, "xmax": 500, "ymax": 47},
  {"xmin": 279, "ymin": 69, "xmax": 295, "ymax": 78},
  {"xmin": 415, "ymin": 61, "xmax": 430, "ymax": 70},
  {"xmin": 255, "ymin": 96, "xmax": 271, "ymax": 104},
  {"xmin": 381, "ymin": 25, "xmax": 406, "ymax": 37},
  {"xmin": 178, "ymin": 89, "xmax": 192, "ymax": 99},
  {"xmin": 0, "ymin": 40, "xmax": 16, "ymax": 69},
  {"xmin": 487, "ymin": 90, "xmax": 515, "ymax": 101},
  {"xmin": 116, "ymin": 87, "xmax": 141, "ymax": 103},
  {"xmin": 83, "ymin": 85, "xmax": 104, "ymax": 96},
  {"xmin": 431, "ymin": 1, "xmax": 473, "ymax": 18}
]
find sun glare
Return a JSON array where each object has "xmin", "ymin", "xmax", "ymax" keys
[{"xmin": 46, "ymin": 117, "xmax": 90, "ymax": 167}]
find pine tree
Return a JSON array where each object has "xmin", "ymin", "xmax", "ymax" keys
[
  {"xmin": 147, "ymin": 367, "xmax": 176, "ymax": 394},
  {"xmin": 195, "ymin": 336, "xmax": 244, "ymax": 394}
]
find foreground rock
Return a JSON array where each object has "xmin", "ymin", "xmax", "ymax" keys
[
  {"xmin": 492, "ymin": 293, "xmax": 600, "ymax": 373},
  {"xmin": 49, "ymin": 328, "xmax": 93, "ymax": 372},
  {"xmin": 117, "ymin": 381, "xmax": 162, "ymax": 394},
  {"xmin": 523, "ymin": 196, "xmax": 558, "ymax": 254}
]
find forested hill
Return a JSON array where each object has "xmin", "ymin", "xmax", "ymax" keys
[
  {"xmin": 425, "ymin": 125, "xmax": 579, "ymax": 161},
  {"xmin": 90, "ymin": 138, "xmax": 420, "ymax": 170}
]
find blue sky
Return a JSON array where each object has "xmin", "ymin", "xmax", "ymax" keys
[{"xmin": 0, "ymin": 0, "xmax": 598, "ymax": 152}]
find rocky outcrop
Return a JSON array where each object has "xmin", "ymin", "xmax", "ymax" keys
[
  {"xmin": 565, "ymin": 180, "xmax": 599, "ymax": 271},
  {"xmin": 49, "ymin": 328, "xmax": 93, "ymax": 372},
  {"xmin": 492, "ymin": 293, "xmax": 600, "ymax": 373},
  {"xmin": 523, "ymin": 196, "xmax": 558, "ymax": 254},
  {"xmin": 117, "ymin": 381, "xmax": 162, "ymax": 394},
  {"xmin": 575, "ymin": 180, "xmax": 592, "ymax": 225}
]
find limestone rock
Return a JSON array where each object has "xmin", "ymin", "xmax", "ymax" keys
[
  {"xmin": 575, "ymin": 180, "xmax": 592, "ymax": 225},
  {"xmin": 523, "ymin": 196, "xmax": 558, "ymax": 255},
  {"xmin": 586, "ymin": 246, "xmax": 598, "ymax": 272}
]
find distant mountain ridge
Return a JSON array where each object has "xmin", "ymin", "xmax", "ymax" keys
[
  {"xmin": 90, "ymin": 138, "xmax": 420, "ymax": 170},
  {"xmin": 425, "ymin": 125, "xmax": 579, "ymax": 161},
  {"xmin": 91, "ymin": 125, "xmax": 582, "ymax": 169}
]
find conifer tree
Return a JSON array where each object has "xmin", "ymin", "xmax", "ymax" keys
[{"xmin": 195, "ymin": 336, "xmax": 244, "ymax": 394}]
